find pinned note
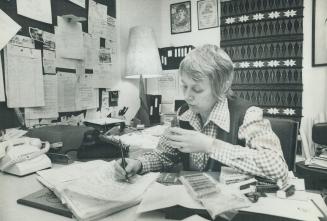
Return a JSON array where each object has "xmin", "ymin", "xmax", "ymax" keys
[
  {"xmin": 17, "ymin": 0, "xmax": 52, "ymax": 24},
  {"xmin": 0, "ymin": 9, "xmax": 21, "ymax": 50},
  {"xmin": 4, "ymin": 44, "xmax": 45, "ymax": 108}
]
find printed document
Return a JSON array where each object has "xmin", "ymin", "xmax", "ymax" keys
[
  {"xmin": 25, "ymin": 75, "xmax": 59, "ymax": 119},
  {"xmin": 0, "ymin": 9, "xmax": 21, "ymax": 50},
  {"xmin": 4, "ymin": 44, "xmax": 45, "ymax": 108},
  {"xmin": 17, "ymin": 0, "xmax": 52, "ymax": 24},
  {"xmin": 37, "ymin": 160, "xmax": 158, "ymax": 221},
  {"xmin": 57, "ymin": 71, "xmax": 77, "ymax": 112}
]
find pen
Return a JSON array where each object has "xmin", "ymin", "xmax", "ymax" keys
[{"xmin": 118, "ymin": 140, "xmax": 130, "ymax": 183}]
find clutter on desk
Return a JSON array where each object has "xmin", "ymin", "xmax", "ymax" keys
[
  {"xmin": 0, "ymin": 137, "xmax": 51, "ymax": 176},
  {"xmin": 37, "ymin": 160, "xmax": 158, "ymax": 221},
  {"xmin": 17, "ymin": 188, "xmax": 73, "ymax": 218},
  {"xmin": 114, "ymin": 124, "xmax": 168, "ymax": 150}
]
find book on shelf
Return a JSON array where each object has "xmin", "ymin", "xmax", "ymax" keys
[{"xmin": 36, "ymin": 160, "xmax": 158, "ymax": 221}]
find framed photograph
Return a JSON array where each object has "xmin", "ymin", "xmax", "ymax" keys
[
  {"xmin": 197, "ymin": 0, "xmax": 219, "ymax": 30},
  {"xmin": 312, "ymin": 0, "xmax": 327, "ymax": 66},
  {"xmin": 170, "ymin": 1, "xmax": 191, "ymax": 34}
]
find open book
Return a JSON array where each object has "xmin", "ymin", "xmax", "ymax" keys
[{"xmin": 36, "ymin": 160, "xmax": 158, "ymax": 221}]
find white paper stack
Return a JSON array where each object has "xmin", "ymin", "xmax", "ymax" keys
[{"xmin": 37, "ymin": 160, "xmax": 158, "ymax": 221}]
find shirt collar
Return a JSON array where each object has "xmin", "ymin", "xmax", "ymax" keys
[{"xmin": 178, "ymin": 98, "xmax": 230, "ymax": 132}]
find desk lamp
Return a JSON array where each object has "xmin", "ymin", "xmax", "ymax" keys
[{"xmin": 125, "ymin": 26, "xmax": 162, "ymax": 127}]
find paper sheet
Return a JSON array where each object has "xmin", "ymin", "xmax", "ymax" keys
[
  {"xmin": 4, "ymin": 44, "xmax": 45, "ymax": 108},
  {"xmin": 0, "ymin": 54, "xmax": 5, "ymax": 101},
  {"xmin": 9, "ymin": 35, "xmax": 35, "ymax": 48},
  {"xmin": 88, "ymin": 0, "xmax": 107, "ymax": 37},
  {"xmin": 37, "ymin": 160, "xmax": 158, "ymax": 221},
  {"xmin": 0, "ymin": 9, "xmax": 21, "ymax": 50},
  {"xmin": 158, "ymin": 71, "xmax": 179, "ymax": 104},
  {"xmin": 242, "ymin": 197, "xmax": 322, "ymax": 221},
  {"xmin": 42, "ymin": 50, "xmax": 56, "ymax": 74},
  {"xmin": 76, "ymin": 74, "xmax": 98, "ymax": 110},
  {"xmin": 57, "ymin": 71, "xmax": 77, "ymax": 112},
  {"xmin": 16, "ymin": 0, "xmax": 52, "ymax": 24},
  {"xmin": 56, "ymin": 16, "xmax": 84, "ymax": 60},
  {"xmin": 83, "ymin": 33, "xmax": 97, "ymax": 69},
  {"xmin": 137, "ymin": 182, "xmax": 203, "ymax": 214},
  {"xmin": 69, "ymin": 0, "xmax": 85, "ymax": 8},
  {"xmin": 25, "ymin": 75, "xmax": 58, "ymax": 119}
]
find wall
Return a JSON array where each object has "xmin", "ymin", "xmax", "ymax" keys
[
  {"xmin": 158, "ymin": 0, "xmax": 220, "ymax": 48},
  {"xmin": 116, "ymin": 0, "xmax": 327, "ymax": 122},
  {"xmin": 302, "ymin": 0, "xmax": 327, "ymax": 118},
  {"xmin": 113, "ymin": 0, "xmax": 162, "ymax": 123}
]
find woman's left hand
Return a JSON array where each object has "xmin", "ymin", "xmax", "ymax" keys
[{"xmin": 164, "ymin": 127, "xmax": 213, "ymax": 153}]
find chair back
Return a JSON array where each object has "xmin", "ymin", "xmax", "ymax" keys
[{"xmin": 267, "ymin": 117, "xmax": 299, "ymax": 171}]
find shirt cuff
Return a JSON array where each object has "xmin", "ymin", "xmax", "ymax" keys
[{"xmin": 136, "ymin": 156, "xmax": 151, "ymax": 174}]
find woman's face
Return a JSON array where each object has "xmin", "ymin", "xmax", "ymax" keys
[{"xmin": 180, "ymin": 73, "xmax": 217, "ymax": 115}]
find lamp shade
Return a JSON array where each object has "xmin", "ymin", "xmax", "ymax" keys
[{"xmin": 125, "ymin": 26, "xmax": 162, "ymax": 79}]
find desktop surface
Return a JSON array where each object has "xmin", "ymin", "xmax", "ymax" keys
[{"xmin": 0, "ymin": 163, "xmax": 172, "ymax": 221}]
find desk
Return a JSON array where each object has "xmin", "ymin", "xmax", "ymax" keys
[
  {"xmin": 296, "ymin": 161, "xmax": 327, "ymax": 190},
  {"xmin": 1, "ymin": 164, "xmax": 326, "ymax": 221},
  {"xmin": 0, "ymin": 165, "xmax": 173, "ymax": 221}
]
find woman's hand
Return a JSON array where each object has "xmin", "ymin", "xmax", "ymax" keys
[
  {"xmin": 113, "ymin": 158, "xmax": 142, "ymax": 181},
  {"xmin": 164, "ymin": 127, "xmax": 213, "ymax": 153}
]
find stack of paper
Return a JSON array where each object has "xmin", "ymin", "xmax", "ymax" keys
[
  {"xmin": 306, "ymin": 156, "xmax": 327, "ymax": 169},
  {"xmin": 37, "ymin": 160, "xmax": 158, "ymax": 221}
]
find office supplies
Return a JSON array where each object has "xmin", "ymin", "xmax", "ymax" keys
[
  {"xmin": 179, "ymin": 173, "xmax": 219, "ymax": 199},
  {"xmin": 118, "ymin": 106, "xmax": 128, "ymax": 116},
  {"xmin": 147, "ymin": 94, "xmax": 162, "ymax": 125},
  {"xmin": 84, "ymin": 118, "xmax": 125, "ymax": 133},
  {"xmin": 17, "ymin": 188, "xmax": 73, "ymax": 218},
  {"xmin": 276, "ymin": 184, "xmax": 295, "ymax": 199},
  {"xmin": 156, "ymin": 172, "xmax": 180, "ymax": 185},
  {"xmin": 0, "ymin": 137, "xmax": 51, "ymax": 176},
  {"xmin": 36, "ymin": 160, "xmax": 158, "ymax": 221},
  {"xmin": 118, "ymin": 139, "xmax": 130, "ymax": 182}
]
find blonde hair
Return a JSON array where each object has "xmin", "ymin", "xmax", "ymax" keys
[{"xmin": 179, "ymin": 44, "xmax": 234, "ymax": 101}]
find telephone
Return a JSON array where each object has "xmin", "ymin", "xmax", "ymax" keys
[{"xmin": 0, "ymin": 137, "xmax": 52, "ymax": 176}]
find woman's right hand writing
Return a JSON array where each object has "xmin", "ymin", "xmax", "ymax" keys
[{"xmin": 113, "ymin": 158, "xmax": 142, "ymax": 181}]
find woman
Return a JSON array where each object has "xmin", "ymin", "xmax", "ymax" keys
[{"xmin": 114, "ymin": 44, "xmax": 289, "ymax": 184}]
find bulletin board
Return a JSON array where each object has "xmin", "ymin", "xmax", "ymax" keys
[{"xmin": 0, "ymin": 0, "xmax": 116, "ymax": 128}]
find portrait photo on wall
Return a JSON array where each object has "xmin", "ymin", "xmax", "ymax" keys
[
  {"xmin": 170, "ymin": 1, "xmax": 191, "ymax": 34},
  {"xmin": 197, "ymin": 0, "xmax": 219, "ymax": 30},
  {"xmin": 312, "ymin": 0, "xmax": 327, "ymax": 66}
]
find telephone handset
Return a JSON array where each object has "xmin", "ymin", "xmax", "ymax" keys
[{"xmin": 0, "ymin": 137, "xmax": 51, "ymax": 176}]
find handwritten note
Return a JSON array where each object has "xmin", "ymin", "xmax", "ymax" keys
[
  {"xmin": 17, "ymin": 0, "xmax": 52, "ymax": 24},
  {"xmin": 0, "ymin": 9, "xmax": 21, "ymax": 50},
  {"xmin": 4, "ymin": 44, "xmax": 45, "ymax": 108}
]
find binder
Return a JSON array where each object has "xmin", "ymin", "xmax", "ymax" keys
[{"xmin": 17, "ymin": 188, "xmax": 73, "ymax": 218}]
